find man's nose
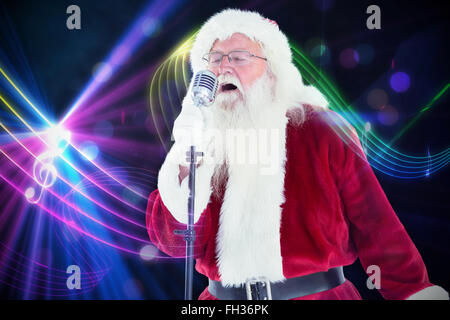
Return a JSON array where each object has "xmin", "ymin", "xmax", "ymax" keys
[{"xmin": 218, "ymin": 55, "xmax": 233, "ymax": 75}]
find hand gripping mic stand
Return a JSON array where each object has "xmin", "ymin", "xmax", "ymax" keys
[
  {"xmin": 174, "ymin": 146, "xmax": 203, "ymax": 300},
  {"xmin": 173, "ymin": 70, "xmax": 217, "ymax": 300}
]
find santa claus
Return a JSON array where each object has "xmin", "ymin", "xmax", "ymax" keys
[{"xmin": 146, "ymin": 8, "xmax": 448, "ymax": 300}]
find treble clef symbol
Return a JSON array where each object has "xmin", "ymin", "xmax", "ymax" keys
[
  {"xmin": 25, "ymin": 126, "xmax": 71, "ymax": 204},
  {"xmin": 25, "ymin": 151, "xmax": 58, "ymax": 203}
]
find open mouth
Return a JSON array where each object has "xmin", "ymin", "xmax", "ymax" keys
[{"xmin": 220, "ymin": 83, "xmax": 238, "ymax": 92}]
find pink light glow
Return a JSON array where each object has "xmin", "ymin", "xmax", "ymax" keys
[
  {"xmin": 0, "ymin": 147, "xmax": 150, "ymax": 243},
  {"xmin": 1, "ymin": 121, "xmax": 147, "ymax": 215},
  {"xmin": 0, "ymin": 173, "xmax": 144, "ymax": 255}
]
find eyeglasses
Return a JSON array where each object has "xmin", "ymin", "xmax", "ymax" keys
[{"xmin": 202, "ymin": 50, "xmax": 267, "ymax": 67}]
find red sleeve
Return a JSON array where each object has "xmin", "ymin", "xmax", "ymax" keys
[
  {"xmin": 146, "ymin": 189, "xmax": 212, "ymax": 259},
  {"xmin": 325, "ymin": 112, "xmax": 433, "ymax": 300}
]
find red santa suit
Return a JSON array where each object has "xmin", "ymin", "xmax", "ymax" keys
[
  {"xmin": 146, "ymin": 9, "xmax": 448, "ymax": 300},
  {"xmin": 146, "ymin": 104, "xmax": 446, "ymax": 300}
]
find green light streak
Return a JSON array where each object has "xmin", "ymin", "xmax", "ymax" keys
[
  {"xmin": 147, "ymin": 33, "xmax": 449, "ymax": 177},
  {"xmin": 389, "ymin": 83, "xmax": 449, "ymax": 146},
  {"xmin": 289, "ymin": 43, "xmax": 449, "ymax": 163}
]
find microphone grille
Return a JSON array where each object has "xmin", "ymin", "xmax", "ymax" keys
[{"xmin": 191, "ymin": 70, "xmax": 219, "ymax": 106}]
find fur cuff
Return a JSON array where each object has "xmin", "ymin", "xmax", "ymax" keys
[
  {"xmin": 406, "ymin": 285, "xmax": 449, "ymax": 300},
  {"xmin": 157, "ymin": 144, "xmax": 215, "ymax": 224}
]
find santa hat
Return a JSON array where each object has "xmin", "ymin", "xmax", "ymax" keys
[{"xmin": 189, "ymin": 8, "xmax": 328, "ymax": 109}]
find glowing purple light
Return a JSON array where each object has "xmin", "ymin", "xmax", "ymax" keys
[
  {"xmin": 377, "ymin": 105, "xmax": 399, "ymax": 125},
  {"xmin": 339, "ymin": 48, "xmax": 360, "ymax": 69},
  {"xmin": 110, "ymin": 46, "xmax": 131, "ymax": 66},
  {"xmin": 60, "ymin": 0, "xmax": 181, "ymax": 125},
  {"xmin": 80, "ymin": 141, "xmax": 99, "ymax": 161},
  {"xmin": 0, "ymin": 173, "xmax": 144, "ymax": 255},
  {"xmin": 94, "ymin": 120, "xmax": 114, "ymax": 138},
  {"xmin": 92, "ymin": 62, "xmax": 113, "ymax": 83},
  {"xmin": 141, "ymin": 17, "xmax": 161, "ymax": 37},
  {"xmin": 390, "ymin": 71, "xmax": 410, "ymax": 92},
  {"xmin": 367, "ymin": 88, "xmax": 389, "ymax": 109}
]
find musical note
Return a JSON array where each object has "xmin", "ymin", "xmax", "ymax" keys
[
  {"xmin": 26, "ymin": 151, "xmax": 58, "ymax": 203},
  {"xmin": 25, "ymin": 126, "xmax": 71, "ymax": 204}
]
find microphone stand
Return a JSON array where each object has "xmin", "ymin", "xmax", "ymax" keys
[
  {"xmin": 174, "ymin": 145, "xmax": 203, "ymax": 300},
  {"xmin": 173, "ymin": 68, "xmax": 217, "ymax": 299}
]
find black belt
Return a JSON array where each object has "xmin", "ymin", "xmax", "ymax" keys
[{"xmin": 208, "ymin": 266, "xmax": 345, "ymax": 300}]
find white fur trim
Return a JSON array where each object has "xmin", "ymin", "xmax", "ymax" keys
[
  {"xmin": 190, "ymin": 8, "xmax": 329, "ymax": 110},
  {"xmin": 158, "ymin": 90, "xmax": 217, "ymax": 224},
  {"xmin": 157, "ymin": 143, "xmax": 215, "ymax": 224},
  {"xmin": 406, "ymin": 286, "xmax": 449, "ymax": 300},
  {"xmin": 215, "ymin": 114, "xmax": 288, "ymax": 286},
  {"xmin": 190, "ymin": 9, "xmax": 291, "ymax": 75}
]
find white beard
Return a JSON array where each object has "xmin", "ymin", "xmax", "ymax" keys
[
  {"xmin": 206, "ymin": 71, "xmax": 289, "ymax": 170},
  {"xmin": 202, "ymin": 71, "xmax": 289, "ymax": 286}
]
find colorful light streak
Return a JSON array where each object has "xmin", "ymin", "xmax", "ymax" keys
[
  {"xmin": 0, "ymin": 93, "xmax": 148, "ymax": 214},
  {"xmin": 148, "ymin": 33, "xmax": 450, "ymax": 179},
  {"xmin": 0, "ymin": 4, "xmax": 447, "ymax": 298},
  {"xmin": 0, "ymin": 241, "xmax": 111, "ymax": 280},
  {"xmin": 0, "ymin": 116, "xmax": 148, "ymax": 225},
  {"xmin": 149, "ymin": 32, "xmax": 195, "ymax": 151},
  {"xmin": 0, "ymin": 4, "xmax": 190, "ymax": 288},
  {"xmin": 60, "ymin": 0, "xmax": 185, "ymax": 125},
  {"xmin": 289, "ymin": 45, "xmax": 450, "ymax": 178},
  {"xmin": 0, "ymin": 172, "xmax": 145, "ymax": 255},
  {"xmin": 0, "ymin": 260, "xmax": 108, "ymax": 288},
  {"xmin": 0, "ymin": 66, "xmax": 53, "ymax": 126},
  {"xmin": 0, "ymin": 139, "xmax": 164, "ymax": 296},
  {"xmin": 0, "ymin": 0, "xmax": 189, "ymax": 299},
  {"xmin": 0, "ymin": 240, "xmax": 111, "ymax": 297},
  {"xmin": 0, "ymin": 75, "xmax": 147, "ymax": 203},
  {"xmin": 0, "ymin": 145, "xmax": 151, "ymax": 246},
  {"xmin": 388, "ymin": 83, "xmax": 450, "ymax": 145}
]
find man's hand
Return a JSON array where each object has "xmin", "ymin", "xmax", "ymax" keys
[
  {"xmin": 178, "ymin": 160, "xmax": 203, "ymax": 185},
  {"xmin": 172, "ymin": 98, "xmax": 204, "ymax": 148},
  {"xmin": 171, "ymin": 96, "xmax": 212, "ymax": 184}
]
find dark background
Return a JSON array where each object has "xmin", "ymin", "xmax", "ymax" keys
[{"xmin": 0, "ymin": 0, "xmax": 448, "ymax": 299}]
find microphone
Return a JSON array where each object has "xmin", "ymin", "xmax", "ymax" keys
[
  {"xmin": 179, "ymin": 70, "xmax": 218, "ymax": 300},
  {"xmin": 191, "ymin": 70, "xmax": 219, "ymax": 107}
]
